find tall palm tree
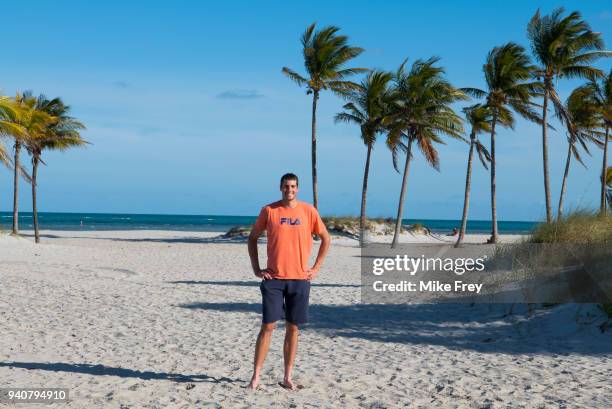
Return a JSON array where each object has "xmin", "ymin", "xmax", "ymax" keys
[
  {"xmin": 455, "ymin": 104, "xmax": 494, "ymax": 247},
  {"xmin": 527, "ymin": 7, "xmax": 611, "ymax": 222},
  {"xmin": 335, "ymin": 70, "xmax": 393, "ymax": 245},
  {"xmin": 26, "ymin": 96, "xmax": 86, "ymax": 243},
  {"xmin": 9, "ymin": 92, "xmax": 48, "ymax": 235},
  {"xmin": 463, "ymin": 43, "xmax": 542, "ymax": 243},
  {"xmin": 385, "ymin": 57, "xmax": 467, "ymax": 248},
  {"xmin": 282, "ymin": 23, "xmax": 366, "ymax": 209},
  {"xmin": 557, "ymin": 86, "xmax": 604, "ymax": 217},
  {"xmin": 581, "ymin": 70, "xmax": 612, "ymax": 214}
]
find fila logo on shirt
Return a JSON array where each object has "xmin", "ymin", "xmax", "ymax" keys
[{"xmin": 280, "ymin": 217, "xmax": 301, "ymax": 226}]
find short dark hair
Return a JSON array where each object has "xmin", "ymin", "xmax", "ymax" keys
[{"xmin": 280, "ymin": 173, "xmax": 299, "ymax": 186}]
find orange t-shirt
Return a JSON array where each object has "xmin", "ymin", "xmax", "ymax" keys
[{"xmin": 253, "ymin": 200, "xmax": 326, "ymax": 280}]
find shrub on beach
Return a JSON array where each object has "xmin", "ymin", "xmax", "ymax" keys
[
  {"xmin": 529, "ymin": 211, "xmax": 612, "ymax": 244},
  {"xmin": 323, "ymin": 216, "xmax": 376, "ymax": 238},
  {"xmin": 322, "ymin": 216, "xmax": 419, "ymax": 238}
]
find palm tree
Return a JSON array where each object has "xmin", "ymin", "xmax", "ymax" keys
[
  {"xmin": 335, "ymin": 70, "xmax": 393, "ymax": 245},
  {"xmin": 282, "ymin": 23, "xmax": 366, "ymax": 209},
  {"xmin": 9, "ymin": 92, "xmax": 48, "ymax": 235},
  {"xmin": 581, "ymin": 70, "xmax": 612, "ymax": 214},
  {"xmin": 26, "ymin": 96, "xmax": 86, "ymax": 243},
  {"xmin": 463, "ymin": 43, "xmax": 542, "ymax": 243},
  {"xmin": 557, "ymin": 86, "xmax": 604, "ymax": 217},
  {"xmin": 527, "ymin": 8, "xmax": 611, "ymax": 223},
  {"xmin": 455, "ymin": 104, "xmax": 493, "ymax": 247},
  {"xmin": 385, "ymin": 57, "xmax": 467, "ymax": 248}
]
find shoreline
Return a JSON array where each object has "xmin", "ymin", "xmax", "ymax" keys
[{"xmin": 1, "ymin": 229, "xmax": 528, "ymax": 246}]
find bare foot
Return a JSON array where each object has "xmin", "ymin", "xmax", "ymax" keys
[
  {"xmin": 278, "ymin": 379, "xmax": 303, "ymax": 391},
  {"xmin": 247, "ymin": 376, "xmax": 259, "ymax": 390}
]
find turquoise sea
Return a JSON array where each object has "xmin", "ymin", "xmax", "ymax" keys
[{"xmin": 0, "ymin": 212, "xmax": 539, "ymax": 234}]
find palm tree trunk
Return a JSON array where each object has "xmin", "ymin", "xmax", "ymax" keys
[
  {"xmin": 12, "ymin": 141, "xmax": 20, "ymax": 235},
  {"xmin": 542, "ymin": 88, "xmax": 552, "ymax": 223},
  {"xmin": 490, "ymin": 116, "xmax": 499, "ymax": 243},
  {"xmin": 359, "ymin": 143, "xmax": 373, "ymax": 246},
  {"xmin": 32, "ymin": 155, "xmax": 40, "ymax": 244},
  {"xmin": 558, "ymin": 139, "xmax": 573, "ymax": 219},
  {"xmin": 456, "ymin": 133, "xmax": 476, "ymax": 248},
  {"xmin": 600, "ymin": 126, "xmax": 609, "ymax": 215},
  {"xmin": 391, "ymin": 138, "xmax": 414, "ymax": 249},
  {"xmin": 311, "ymin": 90, "xmax": 319, "ymax": 210}
]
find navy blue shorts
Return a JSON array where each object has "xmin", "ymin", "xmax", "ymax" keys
[{"xmin": 260, "ymin": 279, "xmax": 311, "ymax": 325}]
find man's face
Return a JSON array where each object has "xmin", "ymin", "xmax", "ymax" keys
[{"xmin": 280, "ymin": 179, "xmax": 298, "ymax": 201}]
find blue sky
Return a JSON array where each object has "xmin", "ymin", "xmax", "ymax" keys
[{"xmin": 0, "ymin": 1, "xmax": 610, "ymax": 221}]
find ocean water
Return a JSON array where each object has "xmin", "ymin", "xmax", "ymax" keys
[{"xmin": 0, "ymin": 212, "xmax": 539, "ymax": 234}]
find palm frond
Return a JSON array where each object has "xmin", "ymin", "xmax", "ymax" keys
[
  {"xmin": 475, "ymin": 140, "xmax": 492, "ymax": 169},
  {"xmin": 281, "ymin": 67, "xmax": 309, "ymax": 87},
  {"xmin": 0, "ymin": 142, "xmax": 12, "ymax": 168},
  {"xmin": 18, "ymin": 163, "xmax": 32, "ymax": 183},
  {"xmin": 417, "ymin": 136, "xmax": 440, "ymax": 170},
  {"xmin": 460, "ymin": 87, "xmax": 487, "ymax": 98},
  {"xmin": 334, "ymin": 111, "xmax": 363, "ymax": 125}
]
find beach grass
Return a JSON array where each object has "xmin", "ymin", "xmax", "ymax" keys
[
  {"xmin": 529, "ymin": 211, "xmax": 612, "ymax": 244},
  {"xmin": 526, "ymin": 211, "xmax": 612, "ymax": 320},
  {"xmin": 322, "ymin": 216, "xmax": 424, "ymax": 237}
]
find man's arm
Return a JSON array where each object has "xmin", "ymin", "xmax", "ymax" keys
[
  {"xmin": 248, "ymin": 225, "xmax": 272, "ymax": 280},
  {"xmin": 306, "ymin": 229, "xmax": 331, "ymax": 281}
]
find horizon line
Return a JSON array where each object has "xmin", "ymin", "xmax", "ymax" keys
[{"xmin": 0, "ymin": 210, "xmax": 542, "ymax": 223}]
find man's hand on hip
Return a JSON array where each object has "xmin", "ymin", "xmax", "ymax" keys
[
  {"xmin": 305, "ymin": 266, "xmax": 319, "ymax": 281},
  {"xmin": 255, "ymin": 268, "xmax": 273, "ymax": 280}
]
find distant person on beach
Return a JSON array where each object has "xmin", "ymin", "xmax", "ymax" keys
[
  {"xmin": 247, "ymin": 173, "xmax": 331, "ymax": 390},
  {"xmin": 448, "ymin": 227, "xmax": 458, "ymax": 236}
]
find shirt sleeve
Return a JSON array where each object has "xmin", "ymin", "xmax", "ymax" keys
[
  {"xmin": 310, "ymin": 206, "xmax": 326, "ymax": 235},
  {"xmin": 253, "ymin": 206, "xmax": 269, "ymax": 232}
]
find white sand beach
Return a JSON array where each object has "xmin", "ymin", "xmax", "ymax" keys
[{"xmin": 1, "ymin": 230, "xmax": 611, "ymax": 408}]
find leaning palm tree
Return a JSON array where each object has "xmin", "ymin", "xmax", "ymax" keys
[
  {"xmin": 463, "ymin": 43, "xmax": 542, "ymax": 243},
  {"xmin": 385, "ymin": 57, "xmax": 467, "ymax": 248},
  {"xmin": 335, "ymin": 70, "xmax": 393, "ymax": 245},
  {"xmin": 9, "ymin": 92, "xmax": 47, "ymax": 235},
  {"xmin": 282, "ymin": 23, "xmax": 366, "ymax": 209},
  {"xmin": 455, "ymin": 104, "xmax": 494, "ymax": 247},
  {"xmin": 527, "ymin": 7, "xmax": 611, "ymax": 222},
  {"xmin": 25, "ymin": 96, "xmax": 86, "ymax": 243},
  {"xmin": 557, "ymin": 86, "xmax": 604, "ymax": 218},
  {"xmin": 581, "ymin": 70, "xmax": 612, "ymax": 214}
]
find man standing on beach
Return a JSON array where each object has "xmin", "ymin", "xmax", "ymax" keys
[{"xmin": 247, "ymin": 173, "xmax": 330, "ymax": 390}]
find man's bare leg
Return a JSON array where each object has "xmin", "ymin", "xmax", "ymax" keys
[
  {"xmin": 248, "ymin": 323, "xmax": 276, "ymax": 389},
  {"xmin": 281, "ymin": 322, "xmax": 299, "ymax": 390}
]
